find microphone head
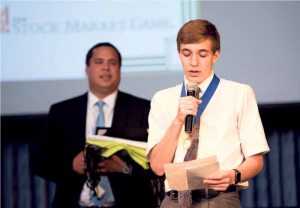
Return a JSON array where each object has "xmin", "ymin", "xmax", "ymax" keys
[
  {"xmin": 186, "ymin": 81, "xmax": 198, "ymax": 91},
  {"xmin": 186, "ymin": 81, "xmax": 200, "ymax": 99}
]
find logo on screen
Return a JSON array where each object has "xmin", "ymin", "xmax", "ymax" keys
[{"xmin": 1, "ymin": 6, "xmax": 9, "ymax": 33}]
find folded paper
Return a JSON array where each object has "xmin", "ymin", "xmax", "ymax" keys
[{"xmin": 164, "ymin": 156, "xmax": 219, "ymax": 191}]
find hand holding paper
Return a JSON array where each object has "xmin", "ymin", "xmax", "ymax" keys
[{"xmin": 163, "ymin": 156, "xmax": 219, "ymax": 191}]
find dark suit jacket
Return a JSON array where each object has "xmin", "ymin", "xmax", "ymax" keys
[{"xmin": 31, "ymin": 91, "xmax": 157, "ymax": 208}]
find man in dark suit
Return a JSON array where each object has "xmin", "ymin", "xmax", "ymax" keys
[{"xmin": 31, "ymin": 42, "xmax": 158, "ymax": 208}]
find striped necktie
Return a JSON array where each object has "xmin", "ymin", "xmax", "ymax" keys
[
  {"xmin": 94, "ymin": 101, "xmax": 115, "ymax": 206},
  {"xmin": 96, "ymin": 101, "xmax": 105, "ymax": 127},
  {"xmin": 178, "ymin": 87, "xmax": 201, "ymax": 208}
]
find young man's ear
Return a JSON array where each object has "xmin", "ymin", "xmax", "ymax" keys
[{"xmin": 213, "ymin": 50, "xmax": 220, "ymax": 64}]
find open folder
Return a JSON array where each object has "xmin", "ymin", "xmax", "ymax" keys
[
  {"xmin": 163, "ymin": 156, "xmax": 219, "ymax": 191},
  {"xmin": 86, "ymin": 128, "xmax": 149, "ymax": 169}
]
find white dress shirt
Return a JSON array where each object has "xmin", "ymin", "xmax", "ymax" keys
[
  {"xmin": 80, "ymin": 90, "xmax": 118, "ymax": 207},
  {"xmin": 86, "ymin": 90, "xmax": 117, "ymax": 135},
  {"xmin": 146, "ymin": 72, "xmax": 270, "ymax": 190}
]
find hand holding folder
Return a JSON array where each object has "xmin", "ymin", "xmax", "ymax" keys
[{"xmin": 87, "ymin": 134, "xmax": 149, "ymax": 170}]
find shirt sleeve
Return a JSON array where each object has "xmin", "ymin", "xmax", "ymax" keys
[
  {"xmin": 146, "ymin": 90, "xmax": 176, "ymax": 160},
  {"xmin": 238, "ymin": 85, "xmax": 270, "ymax": 158},
  {"xmin": 146, "ymin": 92, "xmax": 161, "ymax": 159}
]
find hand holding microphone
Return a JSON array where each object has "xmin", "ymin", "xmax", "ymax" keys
[{"xmin": 185, "ymin": 82, "xmax": 201, "ymax": 133}]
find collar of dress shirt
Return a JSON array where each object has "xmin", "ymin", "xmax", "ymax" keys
[
  {"xmin": 87, "ymin": 90, "xmax": 118, "ymax": 110},
  {"xmin": 184, "ymin": 71, "xmax": 215, "ymax": 95}
]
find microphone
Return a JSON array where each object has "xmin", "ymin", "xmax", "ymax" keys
[{"xmin": 185, "ymin": 81, "xmax": 199, "ymax": 133}]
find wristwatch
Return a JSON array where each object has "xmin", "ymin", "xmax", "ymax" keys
[
  {"xmin": 232, "ymin": 169, "xmax": 241, "ymax": 184},
  {"xmin": 122, "ymin": 164, "xmax": 132, "ymax": 175}
]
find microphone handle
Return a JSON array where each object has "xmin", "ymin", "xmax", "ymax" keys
[
  {"xmin": 185, "ymin": 89, "xmax": 196, "ymax": 133},
  {"xmin": 185, "ymin": 115, "xmax": 193, "ymax": 133}
]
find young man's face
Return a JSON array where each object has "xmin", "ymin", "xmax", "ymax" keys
[
  {"xmin": 86, "ymin": 46, "xmax": 121, "ymax": 97},
  {"xmin": 179, "ymin": 39, "xmax": 220, "ymax": 84}
]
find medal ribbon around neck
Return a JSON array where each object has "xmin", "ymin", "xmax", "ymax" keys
[{"xmin": 180, "ymin": 74, "xmax": 220, "ymax": 128}]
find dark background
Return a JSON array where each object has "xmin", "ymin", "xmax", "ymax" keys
[{"xmin": 2, "ymin": 103, "xmax": 300, "ymax": 208}]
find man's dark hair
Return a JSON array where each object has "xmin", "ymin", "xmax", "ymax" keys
[{"xmin": 85, "ymin": 42, "xmax": 122, "ymax": 66}]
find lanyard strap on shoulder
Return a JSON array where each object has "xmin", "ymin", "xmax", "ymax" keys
[{"xmin": 180, "ymin": 74, "xmax": 220, "ymax": 126}]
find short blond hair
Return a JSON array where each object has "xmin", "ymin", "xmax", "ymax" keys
[{"xmin": 176, "ymin": 19, "xmax": 220, "ymax": 53}]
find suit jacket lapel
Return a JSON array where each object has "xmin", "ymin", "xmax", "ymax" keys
[
  {"xmin": 111, "ymin": 91, "xmax": 127, "ymax": 127},
  {"xmin": 70, "ymin": 93, "xmax": 88, "ymax": 147}
]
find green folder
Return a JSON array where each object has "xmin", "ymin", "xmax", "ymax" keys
[{"xmin": 87, "ymin": 134, "xmax": 149, "ymax": 170}]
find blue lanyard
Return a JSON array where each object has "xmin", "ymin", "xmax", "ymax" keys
[{"xmin": 180, "ymin": 74, "xmax": 220, "ymax": 126}]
